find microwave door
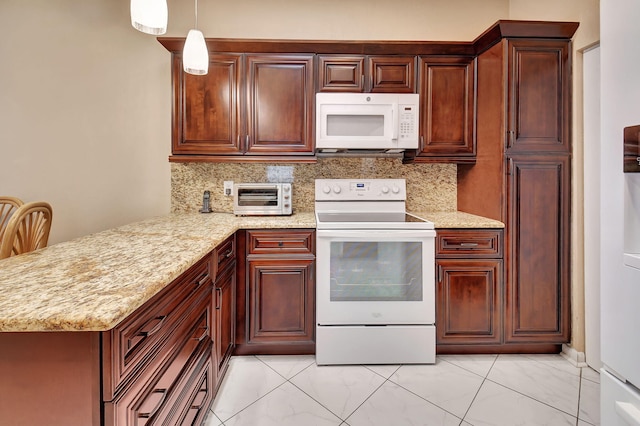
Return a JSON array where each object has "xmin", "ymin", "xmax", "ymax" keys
[{"xmin": 318, "ymin": 104, "xmax": 394, "ymax": 149}]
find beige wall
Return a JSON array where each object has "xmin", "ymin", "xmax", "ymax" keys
[
  {"xmin": 0, "ymin": 0, "xmax": 599, "ymax": 352},
  {"xmin": 0, "ymin": 1, "xmax": 171, "ymax": 245}
]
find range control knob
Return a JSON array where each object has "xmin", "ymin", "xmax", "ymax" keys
[
  {"xmin": 381, "ymin": 186, "xmax": 390, "ymax": 194},
  {"xmin": 391, "ymin": 185, "xmax": 400, "ymax": 194},
  {"xmin": 332, "ymin": 185, "xmax": 342, "ymax": 194},
  {"xmin": 322, "ymin": 186, "xmax": 331, "ymax": 194}
]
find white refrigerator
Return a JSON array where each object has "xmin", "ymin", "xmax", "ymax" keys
[{"xmin": 600, "ymin": 0, "xmax": 640, "ymax": 423}]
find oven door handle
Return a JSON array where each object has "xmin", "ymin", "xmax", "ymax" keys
[{"xmin": 316, "ymin": 229, "xmax": 435, "ymax": 239}]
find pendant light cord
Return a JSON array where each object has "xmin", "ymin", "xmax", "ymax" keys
[{"xmin": 195, "ymin": 0, "xmax": 199, "ymax": 29}]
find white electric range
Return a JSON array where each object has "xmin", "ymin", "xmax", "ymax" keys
[{"xmin": 314, "ymin": 178, "xmax": 436, "ymax": 365}]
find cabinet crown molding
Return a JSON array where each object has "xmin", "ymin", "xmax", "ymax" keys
[{"xmin": 158, "ymin": 20, "xmax": 579, "ymax": 57}]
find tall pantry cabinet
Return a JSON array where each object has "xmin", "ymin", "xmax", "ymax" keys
[{"xmin": 457, "ymin": 23, "xmax": 578, "ymax": 350}]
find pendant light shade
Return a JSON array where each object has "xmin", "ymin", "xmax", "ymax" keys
[
  {"xmin": 183, "ymin": 0, "xmax": 208, "ymax": 75},
  {"xmin": 130, "ymin": 0, "xmax": 168, "ymax": 35},
  {"xmin": 183, "ymin": 30, "xmax": 209, "ymax": 75}
]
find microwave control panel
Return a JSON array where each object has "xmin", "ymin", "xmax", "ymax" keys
[{"xmin": 399, "ymin": 105, "xmax": 417, "ymax": 139}]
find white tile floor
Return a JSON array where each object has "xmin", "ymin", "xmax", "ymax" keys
[{"xmin": 204, "ymin": 354, "xmax": 600, "ymax": 426}]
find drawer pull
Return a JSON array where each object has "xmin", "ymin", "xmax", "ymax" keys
[
  {"xmin": 215, "ymin": 288, "xmax": 222, "ymax": 310},
  {"xmin": 190, "ymin": 388, "xmax": 209, "ymax": 411},
  {"xmin": 459, "ymin": 243, "xmax": 479, "ymax": 247},
  {"xmin": 194, "ymin": 326, "xmax": 209, "ymax": 342},
  {"xmin": 196, "ymin": 272, "xmax": 210, "ymax": 287},
  {"xmin": 124, "ymin": 315, "xmax": 167, "ymax": 360},
  {"xmin": 278, "ymin": 241, "xmax": 284, "ymax": 247},
  {"xmin": 218, "ymin": 249, "xmax": 233, "ymax": 264},
  {"xmin": 138, "ymin": 316, "xmax": 166, "ymax": 339},
  {"xmin": 138, "ymin": 388, "xmax": 168, "ymax": 419}
]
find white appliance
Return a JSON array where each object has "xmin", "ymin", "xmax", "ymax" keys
[
  {"xmin": 233, "ymin": 183, "xmax": 292, "ymax": 216},
  {"xmin": 599, "ymin": 1, "xmax": 640, "ymax": 424},
  {"xmin": 315, "ymin": 93, "xmax": 419, "ymax": 153},
  {"xmin": 314, "ymin": 178, "xmax": 436, "ymax": 365}
]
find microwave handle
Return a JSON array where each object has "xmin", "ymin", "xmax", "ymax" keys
[{"xmin": 391, "ymin": 103, "xmax": 399, "ymax": 141}]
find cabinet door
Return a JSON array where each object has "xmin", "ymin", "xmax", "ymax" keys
[
  {"xmin": 506, "ymin": 40, "xmax": 571, "ymax": 153},
  {"xmin": 214, "ymin": 264, "xmax": 235, "ymax": 382},
  {"xmin": 417, "ymin": 56, "xmax": 476, "ymax": 162},
  {"xmin": 318, "ymin": 55, "xmax": 365, "ymax": 92},
  {"xmin": 245, "ymin": 54, "xmax": 315, "ymax": 155},
  {"xmin": 505, "ymin": 154, "xmax": 570, "ymax": 343},
  {"xmin": 368, "ymin": 56, "xmax": 416, "ymax": 93},
  {"xmin": 436, "ymin": 259, "xmax": 502, "ymax": 345},
  {"xmin": 247, "ymin": 259, "xmax": 315, "ymax": 345},
  {"xmin": 173, "ymin": 53, "xmax": 243, "ymax": 155}
]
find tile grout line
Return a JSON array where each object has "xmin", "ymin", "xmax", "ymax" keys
[
  {"xmin": 458, "ymin": 353, "xmax": 500, "ymax": 424},
  {"xmin": 270, "ymin": 357, "xmax": 347, "ymax": 424},
  {"xmin": 486, "ymin": 354, "xmax": 584, "ymax": 421},
  {"xmin": 214, "ymin": 355, "xmax": 294, "ymax": 425}
]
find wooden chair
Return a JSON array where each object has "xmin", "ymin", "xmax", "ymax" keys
[
  {"xmin": 0, "ymin": 201, "xmax": 53, "ymax": 260},
  {"xmin": 0, "ymin": 197, "xmax": 24, "ymax": 245}
]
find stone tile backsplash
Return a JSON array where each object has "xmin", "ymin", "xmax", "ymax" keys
[{"xmin": 171, "ymin": 158, "xmax": 457, "ymax": 214}]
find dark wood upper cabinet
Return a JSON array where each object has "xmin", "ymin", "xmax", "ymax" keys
[
  {"xmin": 245, "ymin": 54, "xmax": 315, "ymax": 155},
  {"xmin": 415, "ymin": 56, "xmax": 476, "ymax": 163},
  {"xmin": 173, "ymin": 53, "xmax": 243, "ymax": 155},
  {"xmin": 158, "ymin": 21, "xmax": 578, "ymax": 164},
  {"xmin": 318, "ymin": 55, "xmax": 415, "ymax": 93},
  {"xmin": 506, "ymin": 40, "xmax": 571, "ymax": 153},
  {"xmin": 165, "ymin": 50, "xmax": 315, "ymax": 161},
  {"xmin": 317, "ymin": 55, "xmax": 365, "ymax": 92}
]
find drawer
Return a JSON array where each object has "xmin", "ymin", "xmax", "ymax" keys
[
  {"xmin": 160, "ymin": 351, "xmax": 214, "ymax": 426},
  {"xmin": 104, "ymin": 292, "xmax": 213, "ymax": 426},
  {"xmin": 436, "ymin": 229, "xmax": 503, "ymax": 258},
  {"xmin": 211, "ymin": 234, "xmax": 236, "ymax": 281},
  {"xmin": 247, "ymin": 229, "xmax": 315, "ymax": 255},
  {"xmin": 102, "ymin": 255, "xmax": 212, "ymax": 400}
]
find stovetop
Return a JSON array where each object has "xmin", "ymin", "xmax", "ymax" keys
[
  {"xmin": 315, "ymin": 211, "xmax": 434, "ymax": 230},
  {"xmin": 314, "ymin": 178, "xmax": 434, "ymax": 230}
]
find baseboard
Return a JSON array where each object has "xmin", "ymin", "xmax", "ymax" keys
[{"xmin": 561, "ymin": 344, "xmax": 588, "ymax": 367}]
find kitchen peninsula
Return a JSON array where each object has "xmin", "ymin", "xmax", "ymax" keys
[{"xmin": 0, "ymin": 211, "xmax": 500, "ymax": 425}]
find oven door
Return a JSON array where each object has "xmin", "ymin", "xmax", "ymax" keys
[{"xmin": 316, "ymin": 229, "xmax": 435, "ymax": 325}]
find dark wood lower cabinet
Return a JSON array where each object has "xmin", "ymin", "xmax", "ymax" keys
[
  {"xmin": 235, "ymin": 229, "xmax": 316, "ymax": 355},
  {"xmin": 0, "ymin": 252, "xmax": 217, "ymax": 426},
  {"xmin": 505, "ymin": 154, "xmax": 571, "ymax": 343},
  {"xmin": 214, "ymin": 260, "xmax": 235, "ymax": 386},
  {"xmin": 437, "ymin": 259, "xmax": 502, "ymax": 345},
  {"xmin": 248, "ymin": 259, "xmax": 315, "ymax": 345}
]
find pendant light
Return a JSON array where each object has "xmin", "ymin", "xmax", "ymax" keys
[
  {"xmin": 183, "ymin": 0, "xmax": 209, "ymax": 75},
  {"xmin": 130, "ymin": 0, "xmax": 168, "ymax": 35}
]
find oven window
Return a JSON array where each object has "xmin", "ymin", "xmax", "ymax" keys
[
  {"xmin": 237, "ymin": 188, "xmax": 278, "ymax": 206},
  {"xmin": 329, "ymin": 241, "xmax": 422, "ymax": 301}
]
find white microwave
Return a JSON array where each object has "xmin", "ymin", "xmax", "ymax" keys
[{"xmin": 315, "ymin": 93, "xmax": 419, "ymax": 152}]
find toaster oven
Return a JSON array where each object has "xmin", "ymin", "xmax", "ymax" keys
[{"xmin": 233, "ymin": 183, "xmax": 292, "ymax": 216}]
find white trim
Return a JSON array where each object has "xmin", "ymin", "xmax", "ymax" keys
[{"xmin": 561, "ymin": 344, "xmax": 588, "ymax": 367}]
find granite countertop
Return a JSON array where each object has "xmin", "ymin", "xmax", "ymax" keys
[
  {"xmin": 412, "ymin": 211, "xmax": 505, "ymax": 229},
  {"xmin": 0, "ymin": 212, "xmax": 315, "ymax": 333},
  {"xmin": 0, "ymin": 210, "xmax": 502, "ymax": 333}
]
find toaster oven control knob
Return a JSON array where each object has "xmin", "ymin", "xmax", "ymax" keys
[
  {"xmin": 392, "ymin": 185, "xmax": 400, "ymax": 194},
  {"xmin": 332, "ymin": 185, "xmax": 342, "ymax": 194},
  {"xmin": 381, "ymin": 186, "xmax": 389, "ymax": 194},
  {"xmin": 322, "ymin": 185, "xmax": 331, "ymax": 194}
]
